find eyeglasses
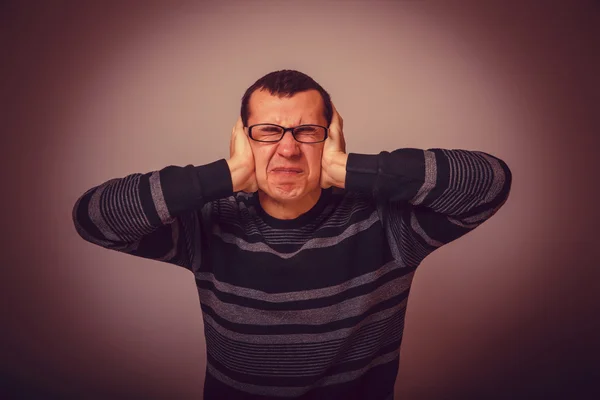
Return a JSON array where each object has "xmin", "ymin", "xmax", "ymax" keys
[{"xmin": 247, "ymin": 124, "xmax": 328, "ymax": 143}]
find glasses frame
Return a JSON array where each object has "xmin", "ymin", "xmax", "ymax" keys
[{"xmin": 247, "ymin": 123, "xmax": 329, "ymax": 143}]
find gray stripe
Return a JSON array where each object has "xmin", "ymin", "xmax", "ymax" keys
[
  {"xmin": 131, "ymin": 177, "xmax": 154, "ymax": 235},
  {"xmin": 219, "ymin": 194, "xmax": 373, "ymax": 239},
  {"xmin": 72, "ymin": 191, "xmax": 117, "ymax": 247},
  {"xmin": 89, "ymin": 179, "xmax": 121, "ymax": 242},
  {"xmin": 431, "ymin": 149, "xmax": 460, "ymax": 214},
  {"xmin": 206, "ymin": 311, "xmax": 403, "ymax": 358},
  {"xmin": 459, "ymin": 208, "xmax": 496, "ymax": 225},
  {"xmin": 202, "ymin": 297, "xmax": 409, "ymax": 345},
  {"xmin": 220, "ymin": 202, "xmax": 373, "ymax": 244},
  {"xmin": 410, "ymin": 210, "xmax": 444, "ymax": 247},
  {"xmin": 205, "ymin": 307, "xmax": 405, "ymax": 356},
  {"xmin": 219, "ymin": 201, "xmax": 371, "ymax": 233},
  {"xmin": 206, "ymin": 348, "xmax": 399, "ymax": 397},
  {"xmin": 431, "ymin": 150, "xmax": 505, "ymax": 215},
  {"xmin": 196, "ymin": 259, "xmax": 402, "ymax": 302},
  {"xmin": 212, "ymin": 210, "xmax": 380, "ymax": 259},
  {"xmin": 384, "ymin": 218, "xmax": 403, "ymax": 262},
  {"xmin": 149, "ymin": 171, "xmax": 173, "ymax": 224},
  {"xmin": 207, "ymin": 326, "xmax": 402, "ymax": 375},
  {"xmin": 430, "ymin": 149, "xmax": 466, "ymax": 214},
  {"xmin": 199, "ymin": 273, "xmax": 413, "ymax": 326},
  {"xmin": 412, "ymin": 150, "xmax": 436, "ymax": 206},
  {"xmin": 452, "ymin": 150, "xmax": 484, "ymax": 214},
  {"xmin": 479, "ymin": 152, "xmax": 506, "ymax": 204},
  {"xmin": 206, "ymin": 327, "xmax": 401, "ymax": 373},
  {"xmin": 108, "ymin": 175, "xmax": 145, "ymax": 242},
  {"xmin": 447, "ymin": 216, "xmax": 478, "ymax": 229},
  {"xmin": 204, "ymin": 311, "xmax": 405, "ymax": 374},
  {"xmin": 122, "ymin": 174, "xmax": 151, "ymax": 240},
  {"xmin": 445, "ymin": 152, "xmax": 506, "ymax": 227}
]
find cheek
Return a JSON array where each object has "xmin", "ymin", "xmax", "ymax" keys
[
  {"xmin": 305, "ymin": 149, "xmax": 323, "ymax": 177},
  {"xmin": 253, "ymin": 148, "xmax": 273, "ymax": 178}
]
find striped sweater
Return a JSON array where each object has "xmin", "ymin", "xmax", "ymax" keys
[{"xmin": 72, "ymin": 148, "xmax": 512, "ymax": 400}]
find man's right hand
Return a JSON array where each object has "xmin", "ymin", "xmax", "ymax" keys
[{"xmin": 226, "ymin": 116, "xmax": 258, "ymax": 193}]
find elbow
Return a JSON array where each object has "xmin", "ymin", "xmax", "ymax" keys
[
  {"xmin": 499, "ymin": 158, "xmax": 513, "ymax": 203},
  {"xmin": 72, "ymin": 194, "xmax": 91, "ymax": 242},
  {"xmin": 71, "ymin": 189, "xmax": 105, "ymax": 245}
]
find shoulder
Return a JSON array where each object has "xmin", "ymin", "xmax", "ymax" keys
[{"xmin": 327, "ymin": 188, "xmax": 377, "ymax": 215}]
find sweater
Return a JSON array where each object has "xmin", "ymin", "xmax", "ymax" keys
[{"xmin": 72, "ymin": 148, "xmax": 512, "ymax": 400}]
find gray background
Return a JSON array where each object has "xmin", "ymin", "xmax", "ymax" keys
[{"xmin": 2, "ymin": 1, "xmax": 599, "ymax": 398}]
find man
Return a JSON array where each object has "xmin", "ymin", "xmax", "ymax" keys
[{"xmin": 73, "ymin": 69, "xmax": 512, "ymax": 400}]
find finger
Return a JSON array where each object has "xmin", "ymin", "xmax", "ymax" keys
[
  {"xmin": 333, "ymin": 102, "xmax": 342, "ymax": 120},
  {"xmin": 330, "ymin": 103, "xmax": 338, "ymax": 125},
  {"xmin": 330, "ymin": 103, "xmax": 343, "ymax": 129}
]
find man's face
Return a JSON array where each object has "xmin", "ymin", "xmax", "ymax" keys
[{"xmin": 247, "ymin": 89, "xmax": 326, "ymax": 202}]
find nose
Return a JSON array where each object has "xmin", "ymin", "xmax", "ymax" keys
[{"xmin": 276, "ymin": 130, "xmax": 301, "ymax": 158}]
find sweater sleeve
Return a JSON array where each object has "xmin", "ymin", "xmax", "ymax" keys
[
  {"xmin": 72, "ymin": 159, "xmax": 233, "ymax": 270},
  {"xmin": 345, "ymin": 148, "xmax": 512, "ymax": 267}
]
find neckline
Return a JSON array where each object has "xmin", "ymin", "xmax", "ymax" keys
[{"xmin": 256, "ymin": 188, "xmax": 332, "ymax": 229}]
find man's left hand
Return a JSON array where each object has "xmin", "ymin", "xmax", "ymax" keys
[{"xmin": 321, "ymin": 103, "xmax": 348, "ymax": 189}]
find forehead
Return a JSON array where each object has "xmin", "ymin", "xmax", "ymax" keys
[{"xmin": 248, "ymin": 89, "xmax": 325, "ymax": 126}]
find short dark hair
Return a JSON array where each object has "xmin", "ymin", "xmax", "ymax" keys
[{"xmin": 240, "ymin": 69, "xmax": 333, "ymax": 127}]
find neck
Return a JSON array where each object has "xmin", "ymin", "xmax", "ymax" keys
[{"xmin": 258, "ymin": 187, "xmax": 322, "ymax": 220}]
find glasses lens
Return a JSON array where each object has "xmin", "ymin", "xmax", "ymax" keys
[
  {"xmin": 250, "ymin": 124, "xmax": 326, "ymax": 142},
  {"xmin": 294, "ymin": 126, "xmax": 326, "ymax": 143},
  {"xmin": 251, "ymin": 125, "xmax": 283, "ymax": 142}
]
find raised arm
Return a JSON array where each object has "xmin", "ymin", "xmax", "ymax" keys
[
  {"xmin": 72, "ymin": 116, "xmax": 257, "ymax": 269},
  {"xmin": 344, "ymin": 148, "xmax": 512, "ymax": 266},
  {"xmin": 72, "ymin": 159, "xmax": 233, "ymax": 269}
]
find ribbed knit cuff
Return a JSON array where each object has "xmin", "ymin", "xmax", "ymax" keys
[
  {"xmin": 195, "ymin": 158, "xmax": 234, "ymax": 202},
  {"xmin": 161, "ymin": 159, "xmax": 233, "ymax": 216},
  {"xmin": 345, "ymin": 149, "xmax": 427, "ymax": 202},
  {"xmin": 345, "ymin": 153, "xmax": 380, "ymax": 193}
]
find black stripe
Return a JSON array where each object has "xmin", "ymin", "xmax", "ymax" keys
[
  {"xmin": 74, "ymin": 188, "xmax": 105, "ymax": 241},
  {"xmin": 99, "ymin": 184, "xmax": 123, "ymax": 241},
  {"xmin": 451, "ymin": 155, "xmax": 511, "ymax": 219},
  {"xmin": 423, "ymin": 148, "xmax": 450, "ymax": 206},
  {"xmin": 133, "ymin": 224, "xmax": 174, "ymax": 259},
  {"xmin": 411, "ymin": 204, "xmax": 473, "ymax": 244},
  {"xmin": 203, "ymin": 223, "xmax": 395, "ymax": 293},
  {"xmin": 161, "ymin": 164, "xmax": 202, "ymax": 218},
  {"xmin": 202, "ymin": 371, "xmax": 283, "ymax": 400},
  {"xmin": 206, "ymin": 339, "xmax": 401, "ymax": 388},
  {"xmin": 203, "ymin": 357, "xmax": 398, "ymax": 400},
  {"xmin": 206, "ymin": 352, "xmax": 320, "ymax": 387},
  {"xmin": 139, "ymin": 171, "xmax": 161, "ymax": 226},
  {"xmin": 305, "ymin": 355, "xmax": 399, "ymax": 400},
  {"xmin": 202, "ymin": 373, "xmax": 257, "ymax": 400},
  {"xmin": 204, "ymin": 315, "xmax": 392, "ymax": 354},
  {"xmin": 200, "ymin": 290, "xmax": 409, "ymax": 336},
  {"xmin": 380, "ymin": 148, "xmax": 426, "ymax": 203},
  {"xmin": 322, "ymin": 339, "xmax": 402, "ymax": 377},
  {"xmin": 196, "ymin": 266, "xmax": 414, "ymax": 311},
  {"xmin": 203, "ymin": 312, "xmax": 405, "ymax": 376},
  {"xmin": 216, "ymin": 200, "xmax": 376, "ymax": 246}
]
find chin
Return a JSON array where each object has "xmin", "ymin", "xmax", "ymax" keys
[
  {"xmin": 268, "ymin": 185, "xmax": 306, "ymax": 202},
  {"xmin": 258, "ymin": 178, "xmax": 309, "ymax": 201}
]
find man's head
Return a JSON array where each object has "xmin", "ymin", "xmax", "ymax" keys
[{"xmin": 240, "ymin": 70, "xmax": 333, "ymax": 203}]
